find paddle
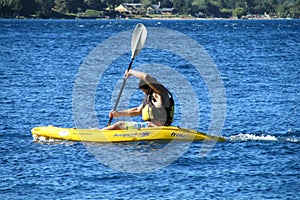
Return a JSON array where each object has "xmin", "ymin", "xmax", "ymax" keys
[{"xmin": 107, "ymin": 23, "xmax": 147, "ymax": 126}]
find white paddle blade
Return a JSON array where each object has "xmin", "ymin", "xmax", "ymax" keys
[{"xmin": 131, "ymin": 23, "xmax": 147, "ymax": 59}]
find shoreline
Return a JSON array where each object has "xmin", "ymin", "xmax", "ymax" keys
[
  {"xmin": 1, "ymin": 11, "xmax": 298, "ymax": 21},
  {"xmin": 0, "ymin": 16, "xmax": 297, "ymax": 21}
]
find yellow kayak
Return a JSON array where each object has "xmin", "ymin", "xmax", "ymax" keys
[{"xmin": 31, "ymin": 125, "xmax": 226, "ymax": 143}]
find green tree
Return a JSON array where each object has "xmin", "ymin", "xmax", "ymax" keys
[
  {"xmin": 171, "ymin": 0, "xmax": 194, "ymax": 14},
  {"xmin": 275, "ymin": 4, "xmax": 286, "ymax": 17},
  {"xmin": 232, "ymin": 7, "xmax": 245, "ymax": 18},
  {"xmin": 289, "ymin": 0, "xmax": 300, "ymax": 17},
  {"xmin": 215, "ymin": 0, "xmax": 235, "ymax": 8},
  {"xmin": 36, "ymin": 0, "xmax": 54, "ymax": 17},
  {"xmin": 192, "ymin": 0, "xmax": 221, "ymax": 17},
  {"xmin": 84, "ymin": 0, "xmax": 106, "ymax": 10},
  {"xmin": 54, "ymin": 0, "xmax": 70, "ymax": 13},
  {"xmin": 192, "ymin": 0, "xmax": 208, "ymax": 11},
  {"xmin": 171, "ymin": 0, "xmax": 185, "ymax": 14},
  {"xmin": 160, "ymin": 0, "xmax": 173, "ymax": 7},
  {"xmin": 245, "ymin": 0, "xmax": 256, "ymax": 14},
  {"xmin": 19, "ymin": 0, "xmax": 38, "ymax": 16},
  {"xmin": 54, "ymin": 0, "xmax": 87, "ymax": 13},
  {"xmin": 254, "ymin": 0, "xmax": 275, "ymax": 14},
  {"xmin": 0, "ymin": 0, "xmax": 22, "ymax": 16}
]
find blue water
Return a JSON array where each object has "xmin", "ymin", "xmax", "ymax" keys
[{"xmin": 1, "ymin": 19, "xmax": 299, "ymax": 199}]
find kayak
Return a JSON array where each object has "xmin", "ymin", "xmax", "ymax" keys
[{"xmin": 31, "ymin": 125, "xmax": 226, "ymax": 143}]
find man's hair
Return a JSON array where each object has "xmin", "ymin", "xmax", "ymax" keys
[{"xmin": 138, "ymin": 79, "xmax": 151, "ymax": 90}]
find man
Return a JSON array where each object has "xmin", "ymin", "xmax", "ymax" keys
[{"xmin": 102, "ymin": 69, "xmax": 174, "ymax": 130}]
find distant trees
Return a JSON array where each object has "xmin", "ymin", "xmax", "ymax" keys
[
  {"xmin": 160, "ymin": 0, "xmax": 172, "ymax": 8},
  {"xmin": 36, "ymin": 0, "xmax": 54, "ymax": 17},
  {"xmin": 0, "ymin": 0, "xmax": 299, "ymax": 18},
  {"xmin": 0, "ymin": 0, "xmax": 22, "ymax": 17}
]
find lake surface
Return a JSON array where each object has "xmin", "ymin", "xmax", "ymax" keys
[{"xmin": 0, "ymin": 19, "xmax": 299, "ymax": 199}]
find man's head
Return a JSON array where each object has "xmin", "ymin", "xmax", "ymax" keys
[{"xmin": 138, "ymin": 80, "xmax": 151, "ymax": 94}]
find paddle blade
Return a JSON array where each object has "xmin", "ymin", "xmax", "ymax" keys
[{"xmin": 131, "ymin": 23, "xmax": 147, "ymax": 59}]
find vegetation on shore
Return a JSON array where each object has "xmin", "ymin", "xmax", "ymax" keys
[{"xmin": 1, "ymin": 0, "xmax": 299, "ymax": 19}]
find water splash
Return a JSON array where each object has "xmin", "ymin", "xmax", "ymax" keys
[
  {"xmin": 227, "ymin": 133, "xmax": 278, "ymax": 142},
  {"xmin": 284, "ymin": 136, "xmax": 300, "ymax": 143},
  {"xmin": 226, "ymin": 131, "xmax": 300, "ymax": 143},
  {"xmin": 32, "ymin": 135, "xmax": 75, "ymax": 145}
]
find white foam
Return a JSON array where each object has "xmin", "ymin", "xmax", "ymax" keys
[
  {"xmin": 228, "ymin": 133, "xmax": 278, "ymax": 142},
  {"xmin": 32, "ymin": 135, "xmax": 61, "ymax": 143},
  {"xmin": 285, "ymin": 137, "xmax": 300, "ymax": 143}
]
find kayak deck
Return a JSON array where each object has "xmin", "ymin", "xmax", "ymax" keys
[{"xmin": 31, "ymin": 126, "xmax": 226, "ymax": 143}]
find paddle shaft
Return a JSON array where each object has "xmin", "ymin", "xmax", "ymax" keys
[
  {"xmin": 107, "ymin": 23, "xmax": 147, "ymax": 127},
  {"xmin": 107, "ymin": 58, "xmax": 134, "ymax": 126}
]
